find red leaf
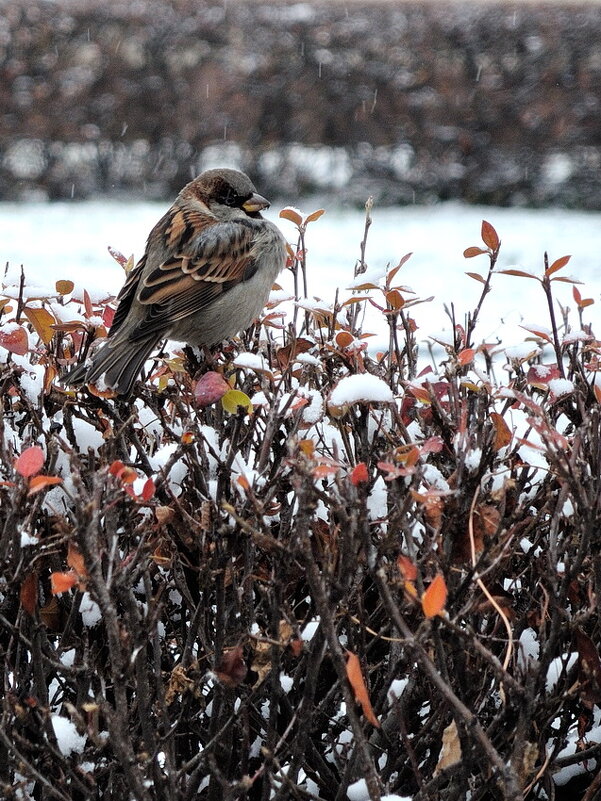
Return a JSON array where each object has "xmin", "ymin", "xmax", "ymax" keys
[
  {"xmin": 481, "ymin": 220, "xmax": 500, "ymax": 251},
  {"xmin": 107, "ymin": 245, "xmax": 129, "ymax": 267},
  {"xmin": 102, "ymin": 305, "xmax": 115, "ymax": 328},
  {"xmin": 20, "ymin": 572, "xmax": 38, "ymax": 616},
  {"xmin": 422, "ymin": 574, "xmax": 448, "ymax": 618},
  {"xmin": 141, "ymin": 478, "xmax": 155, "ymax": 501},
  {"xmin": 83, "ymin": 289, "xmax": 94, "ymax": 318},
  {"xmin": 345, "ymin": 651, "xmax": 380, "ymax": 728},
  {"xmin": 0, "ymin": 325, "xmax": 29, "ymax": 355},
  {"xmin": 350, "ymin": 462, "xmax": 369, "ymax": 485},
  {"xmin": 15, "ymin": 446, "xmax": 45, "ymax": 478},
  {"xmin": 194, "ymin": 371, "xmax": 230, "ymax": 406},
  {"xmin": 215, "ymin": 646, "xmax": 247, "ymax": 687},
  {"xmin": 397, "ymin": 555, "xmax": 418, "ymax": 582},
  {"xmin": 465, "ymin": 271, "xmax": 486, "ymax": 283}
]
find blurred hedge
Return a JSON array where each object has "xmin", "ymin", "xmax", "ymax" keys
[{"xmin": 2, "ymin": 0, "xmax": 601, "ymax": 205}]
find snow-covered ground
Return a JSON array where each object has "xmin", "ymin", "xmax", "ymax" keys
[{"xmin": 1, "ymin": 199, "xmax": 600, "ymax": 351}]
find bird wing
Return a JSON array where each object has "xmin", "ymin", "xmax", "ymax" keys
[{"xmin": 117, "ymin": 210, "xmax": 262, "ymax": 342}]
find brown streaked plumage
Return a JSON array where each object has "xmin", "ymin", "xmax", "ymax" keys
[{"xmin": 65, "ymin": 168, "xmax": 287, "ymax": 396}]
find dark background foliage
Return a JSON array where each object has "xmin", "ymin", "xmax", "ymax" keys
[{"xmin": 1, "ymin": 0, "xmax": 601, "ymax": 205}]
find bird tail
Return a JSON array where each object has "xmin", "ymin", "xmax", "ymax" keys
[{"xmin": 64, "ymin": 335, "xmax": 159, "ymax": 397}]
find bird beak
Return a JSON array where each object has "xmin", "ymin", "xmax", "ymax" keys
[{"xmin": 243, "ymin": 193, "xmax": 270, "ymax": 213}]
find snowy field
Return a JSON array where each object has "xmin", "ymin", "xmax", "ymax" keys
[{"xmin": 1, "ymin": 199, "xmax": 600, "ymax": 353}]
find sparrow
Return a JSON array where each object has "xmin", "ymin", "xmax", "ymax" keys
[{"xmin": 65, "ymin": 168, "xmax": 287, "ymax": 396}]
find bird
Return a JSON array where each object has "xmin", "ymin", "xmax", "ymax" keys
[{"xmin": 65, "ymin": 168, "xmax": 287, "ymax": 396}]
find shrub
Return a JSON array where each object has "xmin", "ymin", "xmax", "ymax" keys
[{"xmin": 0, "ymin": 209, "xmax": 600, "ymax": 801}]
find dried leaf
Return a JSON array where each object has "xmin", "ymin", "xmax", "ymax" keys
[
  {"xmin": 490, "ymin": 412, "xmax": 512, "ymax": 450},
  {"xmin": 345, "ymin": 650, "xmax": 380, "ymax": 728},
  {"xmin": 23, "ymin": 306, "xmax": 57, "ymax": 345},
  {"xmin": 55, "ymin": 279, "xmax": 75, "ymax": 295},
  {"xmin": 304, "ymin": 208, "xmax": 326, "ymax": 224},
  {"xmin": 422, "ymin": 574, "xmax": 448, "ymax": 618},
  {"xmin": 463, "ymin": 247, "xmax": 487, "ymax": 259},
  {"xmin": 20, "ymin": 572, "xmax": 38, "ymax": 616},
  {"xmin": 279, "ymin": 207, "xmax": 303, "ymax": 226},
  {"xmin": 481, "ymin": 220, "xmax": 500, "ymax": 251},
  {"xmin": 435, "ymin": 719, "xmax": 462, "ymax": 775},
  {"xmin": 576, "ymin": 629, "xmax": 601, "ymax": 705},
  {"xmin": 498, "ymin": 268, "xmax": 538, "ymax": 279},
  {"xmin": 335, "ymin": 331, "xmax": 354, "ymax": 349},
  {"xmin": 67, "ymin": 542, "xmax": 88, "ymax": 580},
  {"xmin": 466, "ymin": 270, "xmax": 486, "ymax": 283},
  {"xmin": 215, "ymin": 646, "xmax": 247, "ymax": 688}
]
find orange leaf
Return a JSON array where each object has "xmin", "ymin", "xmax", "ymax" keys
[
  {"xmin": 335, "ymin": 331, "xmax": 354, "ymax": 349},
  {"xmin": 397, "ymin": 555, "xmax": 418, "ymax": 582},
  {"xmin": 304, "ymin": 208, "xmax": 326, "ymax": 224},
  {"xmin": 350, "ymin": 462, "xmax": 369, "ymax": 485},
  {"xmin": 50, "ymin": 571, "xmax": 78, "ymax": 595},
  {"xmin": 466, "ymin": 271, "xmax": 486, "ymax": 283},
  {"xmin": 55, "ymin": 279, "xmax": 75, "ymax": 295},
  {"xmin": 422, "ymin": 574, "xmax": 448, "ymax": 618},
  {"xmin": 498, "ymin": 269, "xmax": 538, "ymax": 280},
  {"xmin": 345, "ymin": 651, "xmax": 380, "ymax": 728},
  {"xmin": 385, "ymin": 289, "xmax": 404, "ymax": 310},
  {"xmin": 490, "ymin": 412, "xmax": 512, "ymax": 450},
  {"xmin": 463, "ymin": 247, "xmax": 487, "ymax": 259},
  {"xmin": 67, "ymin": 542, "xmax": 88, "ymax": 579},
  {"xmin": 481, "ymin": 220, "xmax": 499, "ymax": 251},
  {"xmin": 0, "ymin": 325, "xmax": 28, "ymax": 355},
  {"xmin": 457, "ymin": 348, "xmax": 475, "ymax": 366},
  {"xmin": 20, "ymin": 572, "xmax": 38, "ymax": 616},
  {"xmin": 546, "ymin": 254, "xmax": 571, "ymax": 276},
  {"xmin": 27, "ymin": 475, "xmax": 63, "ymax": 495},
  {"xmin": 594, "ymin": 384, "xmax": 601, "ymax": 405},
  {"xmin": 237, "ymin": 475, "xmax": 250, "ymax": 491},
  {"xmin": 298, "ymin": 439, "xmax": 315, "ymax": 457},
  {"xmin": 23, "ymin": 307, "xmax": 57, "ymax": 345},
  {"xmin": 15, "ymin": 446, "xmax": 45, "ymax": 478},
  {"xmin": 279, "ymin": 207, "xmax": 303, "ymax": 226}
]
